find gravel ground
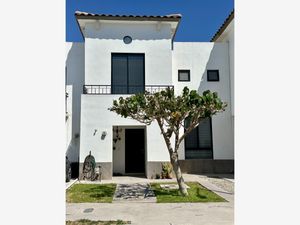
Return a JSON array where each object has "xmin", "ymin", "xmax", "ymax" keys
[{"xmin": 200, "ymin": 176, "xmax": 234, "ymax": 193}]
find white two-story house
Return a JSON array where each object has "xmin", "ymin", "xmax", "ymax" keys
[{"xmin": 65, "ymin": 10, "xmax": 234, "ymax": 179}]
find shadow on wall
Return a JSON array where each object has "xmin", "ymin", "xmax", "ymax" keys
[
  {"xmin": 85, "ymin": 23, "xmax": 172, "ymax": 41},
  {"xmin": 196, "ymin": 44, "xmax": 230, "ymax": 97},
  {"xmin": 197, "ymin": 43, "xmax": 234, "ymax": 160},
  {"xmin": 65, "ymin": 42, "xmax": 85, "ymax": 178}
]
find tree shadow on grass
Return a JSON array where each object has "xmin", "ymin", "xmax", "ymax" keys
[{"xmin": 82, "ymin": 186, "xmax": 116, "ymax": 198}]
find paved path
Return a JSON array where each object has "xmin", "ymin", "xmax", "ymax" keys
[
  {"xmin": 66, "ymin": 179, "xmax": 77, "ymax": 190},
  {"xmin": 67, "ymin": 174, "xmax": 234, "ymax": 225},
  {"xmin": 113, "ymin": 183, "xmax": 156, "ymax": 202}
]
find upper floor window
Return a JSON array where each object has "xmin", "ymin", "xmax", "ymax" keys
[
  {"xmin": 111, "ymin": 53, "xmax": 145, "ymax": 94},
  {"xmin": 207, "ymin": 70, "xmax": 219, "ymax": 82},
  {"xmin": 178, "ymin": 70, "xmax": 190, "ymax": 82}
]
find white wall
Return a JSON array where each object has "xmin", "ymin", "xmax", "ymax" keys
[
  {"xmin": 84, "ymin": 21, "xmax": 173, "ymax": 86},
  {"xmin": 112, "ymin": 126, "xmax": 125, "ymax": 174},
  {"xmin": 65, "ymin": 85, "xmax": 72, "ymax": 149},
  {"xmin": 214, "ymin": 20, "xmax": 234, "ymax": 116},
  {"xmin": 213, "ymin": 19, "xmax": 234, "ymax": 158},
  {"xmin": 172, "ymin": 42, "xmax": 234, "ymax": 159},
  {"xmin": 80, "ymin": 95, "xmax": 170, "ymax": 164},
  {"xmin": 65, "ymin": 42, "xmax": 85, "ymax": 163}
]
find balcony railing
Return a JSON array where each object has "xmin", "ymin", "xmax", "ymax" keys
[{"xmin": 83, "ymin": 85, "xmax": 174, "ymax": 95}]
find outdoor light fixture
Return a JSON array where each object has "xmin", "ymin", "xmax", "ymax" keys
[
  {"xmin": 101, "ymin": 131, "xmax": 107, "ymax": 140},
  {"xmin": 93, "ymin": 129, "xmax": 97, "ymax": 136}
]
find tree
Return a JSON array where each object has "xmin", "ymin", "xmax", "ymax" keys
[{"xmin": 109, "ymin": 87, "xmax": 227, "ymax": 196}]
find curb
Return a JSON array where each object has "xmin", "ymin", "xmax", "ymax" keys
[{"xmin": 66, "ymin": 179, "xmax": 78, "ymax": 190}]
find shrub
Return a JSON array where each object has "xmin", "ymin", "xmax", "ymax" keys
[{"xmin": 161, "ymin": 162, "xmax": 173, "ymax": 179}]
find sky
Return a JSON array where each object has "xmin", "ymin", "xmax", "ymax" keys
[{"xmin": 66, "ymin": 0, "xmax": 234, "ymax": 42}]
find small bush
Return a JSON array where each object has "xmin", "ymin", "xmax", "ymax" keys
[{"xmin": 161, "ymin": 162, "xmax": 173, "ymax": 179}]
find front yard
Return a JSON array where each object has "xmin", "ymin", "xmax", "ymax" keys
[
  {"xmin": 66, "ymin": 184, "xmax": 116, "ymax": 203},
  {"xmin": 66, "ymin": 219, "xmax": 130, "ymax": 225},
  {"xmin": 150, "ymin": 182, "xmax": 226, "ymax": 203},
  {"xmin": 66, "ymin": 182, "xmax": 225, "ymax": 203}
]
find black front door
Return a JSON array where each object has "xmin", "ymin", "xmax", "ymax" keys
[{"xmin": 125, "ymin": 129, "xmax": 145, "ymax": 173}]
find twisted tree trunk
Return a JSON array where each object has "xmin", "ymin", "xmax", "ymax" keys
[
  {"xmin": 171, "ymin": 152, "xmax": 188, "ymax": 196},
  {"xmin": 157, "ymin": 118, "xmax": 188, "ymax": 196}
]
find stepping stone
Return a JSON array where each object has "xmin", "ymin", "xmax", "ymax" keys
[{"xmin": 160, "ymin": 184, "xmax": 190, "ymax": 190}]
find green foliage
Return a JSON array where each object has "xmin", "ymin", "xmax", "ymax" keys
[
  {"xmin": 66, "ymin": 184, "xmax": 116, "ymax": 203},
  {"xmin": 161, "ymin": 162, "xmax": 173, "ymax": 179},
  {"xmin": 150, "ymin": 182, "xmax": 226, "ymax": 203},
  {"xmin": 66, "ymin": 219, "xmax": 130, "ymax": 225},
  {"xmin": 109, "ymin": 87, "xmax": 227, "ymax": 140}
]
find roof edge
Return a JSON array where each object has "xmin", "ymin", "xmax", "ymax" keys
[
  {"xmin": 210, "ymin": 10, "xmax": 234, "ymax": 42},
  {"xmin": 75, "ymin": 11, "xmax": 182, "ymax": 22}
]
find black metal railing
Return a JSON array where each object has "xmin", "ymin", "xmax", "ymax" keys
[{"xmin": 83, "ymin": 85, "xmax": 174, "ymax": 95}]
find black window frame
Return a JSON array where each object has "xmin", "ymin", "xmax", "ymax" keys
[
  {"xmin": 207, "ymin": 70, "xmax": 220, "ymax": 82},
  {"xmin": 111, "ymin": 53, "xmax": 145, "ymax": 94},
  {"xmin": 184, "ymin": 117, "xmax": 213, "ymax": 159},
  {"xmin": 178, "ymin": 70, "xmax": 191, "ymax": 82}
]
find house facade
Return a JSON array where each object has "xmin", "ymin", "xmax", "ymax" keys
[{"xmin": 65, "ymin": 11, "xmax": 234, "ymax": 179}]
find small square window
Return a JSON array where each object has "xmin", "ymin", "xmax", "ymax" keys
[
  {"xmin": 207, "ymin": 70, "xmax": 219, "ymax": 81},
  {"xmin": 178, "ymin": 70, "xmax": 190, "ymax": 82}
]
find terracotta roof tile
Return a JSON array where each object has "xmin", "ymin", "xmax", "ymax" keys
[
  {"xmin": 210, "ymin": 10, "xmax": 234, "ymax": 42},
  {"xmin": 75, "ymin": 11, "xmax": 182, "ymax": 20}
]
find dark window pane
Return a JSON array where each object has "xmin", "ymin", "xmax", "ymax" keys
[
  {"xmin": 184, "ymin": 117, "xmax": 213, "ymax": 159},
  {"xmin": 112, "ymin": 54, "xmax": 128, "ymax": 94},
  {"xmin": 128, "ymin": 54, "xmax": 144, "ymax": 94},
  {"xmin": 198, "ymin": 118, "xmax": 212, "ymax": 148},
  {"xmin": 178, "ymin": 70, "xmax": 190, "ymax": 81},
  {"xmin": 207, "ymin": 70, "xmax": 219, "ymax": 81},
  {"xmin": 185, "ymin": 127, "xmax": 198, "ymax": 149}
]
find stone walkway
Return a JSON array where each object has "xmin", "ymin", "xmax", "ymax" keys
[
  {"xmin": 113, "ymin": 183, "xmax": 156, "ymax": 202},
  {"xmin": 199, "ymin": 175, "xmax": 234, "ymax": 194}
]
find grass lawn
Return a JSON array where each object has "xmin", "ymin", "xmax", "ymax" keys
[
  {"xmin": 66, "ymin": 219, "xmax": 130, "ymax": 225},
  {"xmin": 66, "ymin": 184, "xmax": 116, "ymax": 203},
  {"xmin": 150, "ymin": 182, "xmax": 226, "ymax": 203}
]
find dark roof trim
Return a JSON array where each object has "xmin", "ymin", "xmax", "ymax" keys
[
  {"xmin": 75, "ymin": 11, "xmax": 182, "ymax": 22},
  {"xmin": 210, "ymin": 10, "xmax": 234, "ymax": 42}
]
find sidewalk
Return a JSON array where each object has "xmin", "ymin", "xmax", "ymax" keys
[
  {"xmin": 67, "ymin": 201, "xmax": 233, "ymax": 225},
  {"xmin": 66, "ymin": 174, "xmax": 234, "ymax": 225}
]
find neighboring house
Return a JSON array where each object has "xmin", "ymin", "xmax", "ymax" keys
[{"xmin": 65, "ymin": 10, "xmax": 234, "ymax": 179}]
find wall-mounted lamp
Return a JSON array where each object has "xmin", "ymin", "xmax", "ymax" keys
[
  {"xmin": 93, "ymin": 129, "xmax": 97, "ymax": 136},
  {"xmin": 101, "ymin": 131, "xmax": 107, "ymax": 140}
]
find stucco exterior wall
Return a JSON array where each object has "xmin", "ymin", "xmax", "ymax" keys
[
  {"xmin": 84, "ymin": 21, "xmax": 173, "ymax": 86},
  {"xmin": 214, "ymin": 19, "xmax": 234, "ymax": 116},
  {"xmin": 65, "ymin": 42, "xmax": 85, "ymax": 163},
  {"xmin": 80, "ymin": 95, "xmax": 171, "ymax": 167},
  {"xmin": 65, "ymin": 85, "xmax": 72, "ymax": 149},
  {"xmin": 172, "ymin": 42, "xmax": 234, "ymax": 159}
]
